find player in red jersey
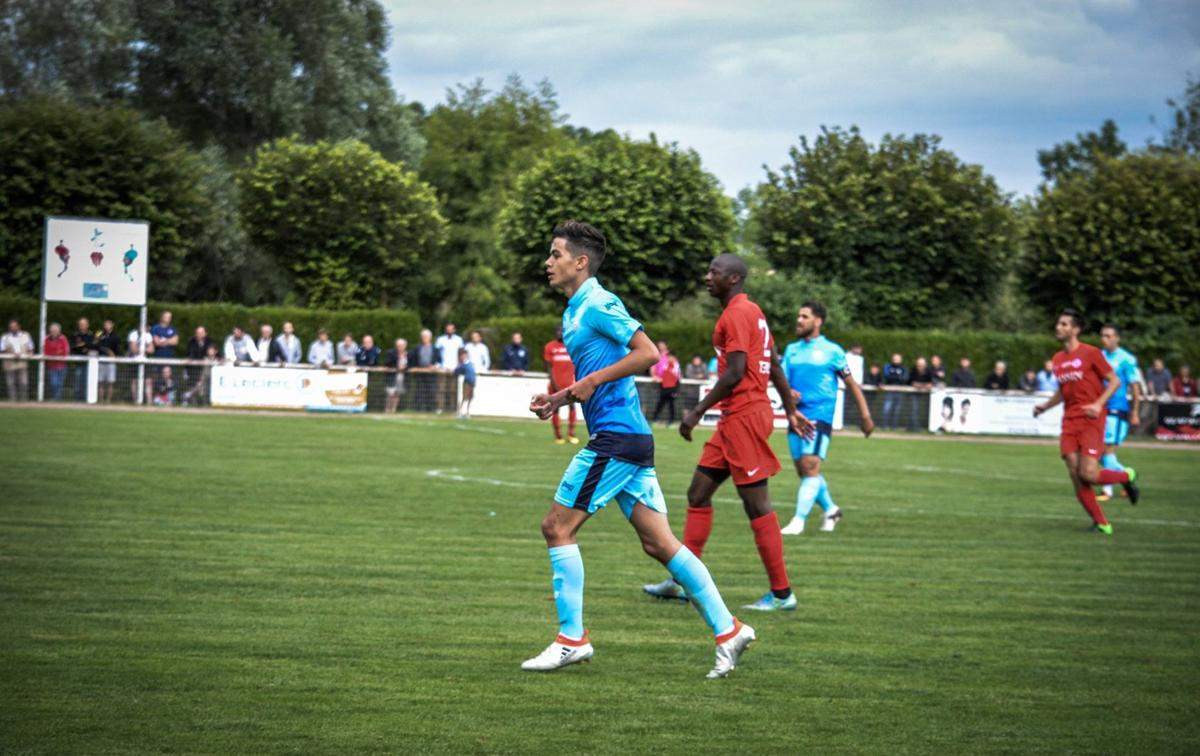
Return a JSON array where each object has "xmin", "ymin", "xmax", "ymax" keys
[
  {"xmin": 643, "ymin": 253, "xmax": 812, "ymax": 610},
  {"xmin": 543, "ymin": 325, "xmax": 580, "ymax": 444},
  {"xmin": 1033, "ymin": 309, "xmax": 1140, "ymax": 535}
]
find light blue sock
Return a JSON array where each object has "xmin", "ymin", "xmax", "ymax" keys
[
  {"xmin": 816, "ymin": 475, "xmax": 837, "ymax": 512},
  {"xmin": 1101, "ymin": 452, "xmax": 1122, "ymax": 472},
  {"xmin": 548, "ymin": 544, "xmax": 585, "ymax": 640},
  {"xmin": 795, "ymin": 476, "xmax": 821, "ymax": 519},
  {"xmin": 666, "ymin": 546, "xmax": 735, "ymax": 637}
]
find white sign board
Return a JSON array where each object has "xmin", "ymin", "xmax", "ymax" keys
[
  {"xmin": 43, "ymin": 216, "xmax": 149, "ymax": 305},
  {"xmin": 468, "ymin": 373, "xmax": 550, "ymax": 419},
  {"xmin": 211, "ymin": 366, "xmax": 367, "ymax": 412},
  {"xmin": 928, "ymin": 389, "xmax": 1062, "ymax": 436}
]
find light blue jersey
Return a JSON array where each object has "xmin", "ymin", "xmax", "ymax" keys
[
  {"xmin": 782, "ymin": 335, "xmax": 850, "ymax": 426},
  {"xmin": 1103, "ymin": 347, "xmax": 1141, "ymax": 415},
  {"xmin": 562, "ymin": 277, "xmax": 652, "ymax": 441}
]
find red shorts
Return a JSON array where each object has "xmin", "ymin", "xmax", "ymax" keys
[
  {"xmin": 1060, "ymin": 419, "xmax": 1104, "ymax": 459},
  {"xmin": 698, "ymin": 406, "xmax": 780, "ymax": 486}
]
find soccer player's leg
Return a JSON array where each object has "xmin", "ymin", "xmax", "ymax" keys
[
  {"xmin": 642, "ymin": 465, "xmax": 726, "ymax": 601},
  {"xmin": 621, "ymin": 481, "xmax": 754, "ymax": 679},
  {"xmin": 1060, "ymin": 428, "xmax": 1112, "ymax": 534},
  {"xmin": 1101, "ymin": 415, "xmax": 1139, "ymax": 504},
  {"xmin": 783, "ymin": 424, "xmax": 837, "ymax": 534}
]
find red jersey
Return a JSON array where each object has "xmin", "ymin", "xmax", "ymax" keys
[
  {"xmin": 1051, "ymin": 343, "xmax": 1111, "ymax": 423},
  {"xmin": 543, "ymin": 340, "xmax": 575, "ymax": 388},
  {"xmin": 655, "ymin": 356, "xmax": 680, "ymax": 389},
  {"xmin": 713, "ymin": 293, "xmax": 774, "ymax": 416}
]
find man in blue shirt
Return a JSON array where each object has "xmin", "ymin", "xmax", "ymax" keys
[
  {"xmin": 779, "ymin": 302, "xmax": 875, "ymax": 535},
  {"xmin": 523, "ymin": 221, "xmax": 753, "ymax": 679},
  {"xmin": 1098, "ymin": 325, "xmax": 1142, "ymax": 501}
]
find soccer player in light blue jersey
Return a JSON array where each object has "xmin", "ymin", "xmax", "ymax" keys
[
  {"xmin": 1098, "ymin": 324, "xmax": 1142, "ymax": 502},
  {"xmin": 779, "ymin": 302, "xmax": 876, "ymax": 535},
  {"xmin": 522, "ymin": 221, "xmax": 754, "ymax": 679}
]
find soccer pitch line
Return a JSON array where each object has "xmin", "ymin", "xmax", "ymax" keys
[{"xmin": 423, "ymin": 468, "xmax": 1200, "ymax": 529}]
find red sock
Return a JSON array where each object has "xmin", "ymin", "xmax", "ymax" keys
[
  {"xmin": 683, "ymin": 506, "xmax": 713, "ymax": 559},
  {"xmin": 749, "ymin": 512, "xmax": 790, "ymax": 592},
  {"xmin": 550, "ymin": 411, "xmax": 562, "ymax": 439},
  {"xmin": 1076, "ymin": 487, "xmax": 1109, "ymax": 526},
  {"xmin": 1097, "ymin": 469, "xmax": 1129, "ymax": 485}
]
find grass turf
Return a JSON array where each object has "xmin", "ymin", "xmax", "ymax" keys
[{"xmin": 1, "ymin": 407, "xmax": 1198, "ymax": 754}]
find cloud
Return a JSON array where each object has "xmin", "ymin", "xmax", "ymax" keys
[{"xmin": 383, "ymin": 0, "xmax": 1200, "ymax": 195}]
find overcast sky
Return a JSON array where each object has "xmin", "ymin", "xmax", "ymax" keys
[{"xmin": 384, "ymin": 1, "xmax": 1200, "ymax": 198}]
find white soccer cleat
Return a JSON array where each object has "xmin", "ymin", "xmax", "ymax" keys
[
  {"xmin": 707, "ymin": 620, "xmax": 756, "ymax": 679},
  {"xmin": 780, "ymin": 517, "xmax": 806, "ymax": 535},
  {"xmin": 820, "ymin": 507, "xmax": 843, "ymax": 532},
  {"xmin": 521, "ymin": 632, "xmax": 593, "ymax": 672},
  {"xmin": 643, "ymin": 578, "xmax": 689, "ymax": 601}
]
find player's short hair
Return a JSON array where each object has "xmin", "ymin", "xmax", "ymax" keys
[
  {"xmin": 800, "ymin": 300, "xmax": 827, "ymax": 322},
  {"xmin": 1102, "ymin": 323, "xmax": 1120, "ymax": 335},
  {"xmin": 553, "ymin": 220, "xmax": 607, "ymax": 274},
  {"xmin": 1059, "ymin": 308, "xmax": 1084, "ymax": 329}
]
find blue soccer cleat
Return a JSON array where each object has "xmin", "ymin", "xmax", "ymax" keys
[{"xmin": 742, "ymin": 590, "xmax": 798, "ymax": 612}]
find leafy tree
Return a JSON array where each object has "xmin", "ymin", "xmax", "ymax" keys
[
  {"xmin": 1023, "ymin": 151, "xmax": 1200, "ymax": 330},
  {"xmin": 755, "ymin": 126, "xmax": 1015, "ymax": 328},
  {"xmin": 0, "ymin": 0, "xmax": 424, "ymax": 164},
  {"xmin": 0, "ymin": 97, "xmax": 235, "ymax": 301},
  {"xmin": 1037, "ymin": 119, "xmax": 1127, "ymax": 183},
  {"xmin": 415, "ymin": 76, "xmax": 568, "ymax": 322},
  {"xmin": 1157, "ymin": 73, "xmax": 1200, "ymax": 156},
  {"xmin": 238, "ymin": 137, "xmax": 446, "ymax": 309},
  {"xmin": 497, "ymin": 134, "xmax": 735, "ymax": 319}
]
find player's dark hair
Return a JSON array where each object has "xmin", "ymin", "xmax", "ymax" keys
[
  {"xmin": 801, "ymin": 300, "xmax": 827, "ymax": 323},
  {"xmin": 1102, "ymin": 323, "xmax": 1120, "ymax": 335},
  {"xmin": 1060, "ymin": 308, "xmax": 1084, "ymax": 330},
  {"xmin": 553, "ymin": 220, "xmax": 607, "ymax": 274}
]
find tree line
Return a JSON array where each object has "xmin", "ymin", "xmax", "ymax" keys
[{"xmin": 1, "ymin": 1, "xmax": 1197, "ymax": 336}]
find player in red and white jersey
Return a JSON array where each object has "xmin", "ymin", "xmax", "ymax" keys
[
  {"xmin": 1033, "ymin": 309, "xmax": 1140, "ymax": 535},
  {"xmin": 643, "ymin": 253, "xmax": 812, "ymax": 611},
  {"xmin": 543, "ymin": 325, "xmax": 579, "ymax": 444}
]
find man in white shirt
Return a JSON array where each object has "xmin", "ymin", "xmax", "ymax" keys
[
  {"xmin": 435, "ymin": 323, "xmax": 463, "ymax": 372},
  {"xmin": 1, "ymin": 319, "xmax": 34, "ymax": 401},
  {"xmin": 256, "ymin": 324, "xmax": 275, "ymax": 364},
  {"xmin": 308, "ymin": 329, "xmax": 335, "ymax": 367},
  {"xmin": 275, "ymin": 321, "xmax": 302, "ymax": 364},
  {"xmin": 224, "ymin": 326, "xmax": 260, "ymax": 363},
  {"xmin": 126, "ymin": 326, "xmax": 154, "ymax": 403},
  {"xmin": 464, "ymin": 330, "xmax": 491, "ymax": 373}
]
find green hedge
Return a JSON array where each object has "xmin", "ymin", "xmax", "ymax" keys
[
  {"xmin": 5, "ymin": 291, "xmax": 1194, "ymax": 374},
  {"xmin": 0, "ymin": 294, "xmax": 421, "ymax": 351}
]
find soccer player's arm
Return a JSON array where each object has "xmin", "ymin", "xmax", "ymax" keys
[
  {"xmin": 1033, "ymin": 388, "xmax": 1062, "ymax": 416},
  {"xmin": 843, "ymin": 371, "xmax": 875, "ymax": 437},
  {"xmin": 1127, "ymin": 362, "xmax": 1143, "ymax": 426},
  {"xmin": 767, "ymin": 344, "xmax": 814, "ymax": 438}
]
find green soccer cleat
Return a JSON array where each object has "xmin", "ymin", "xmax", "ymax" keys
[
  {"xmin": 1092, "ymin": 523, "xmax": 1114, "ymax": 536},
  {"xmin": 1122, "ymin": 466, "xmax": 1140, "ymax": 505}
]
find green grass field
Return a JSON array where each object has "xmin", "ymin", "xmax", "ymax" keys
[{"xmin": 1, "ymin": 407, "xmax": 1198, "ymax": 754}]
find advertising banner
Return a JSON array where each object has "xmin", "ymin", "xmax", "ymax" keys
[
  {"xmin": 469, "ymin": 374, "xmax": 551, "ymax": 419},
  {"xmin": 1154, "ymin": 401, "xmax": 1200, "ymax": 442},
  {"xmin": 43, "ymin": 217, "xmax": 149, "ymax": 306},
  {"xmin": 927, "ymin": 389, "xmax": 1062, "ymax": 436},
  {"xmin": 210, "ymin": 366, "xmax": 367, "ymax": 412}
]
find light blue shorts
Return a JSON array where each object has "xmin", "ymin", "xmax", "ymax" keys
[
  {"xmin": 1105, "ymin": 413, "xmax": 1129, "ymax": 446},
  {"xmin": 788, "ymin": 420, "xmax": 833, "ymax": 460},
  {"xmin": 554, "ymin": 448, "xmax": 668, "ymax": 519}
]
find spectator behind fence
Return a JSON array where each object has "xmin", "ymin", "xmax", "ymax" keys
[
  {"xmin": 185, "ymin": 326, "xmax": 214, "ymax": 398},
  {"xmin": 336, "ymin": 333, "xmax": 359, "ymax": 366},
  {"xmin": 182, "ymin": 344, "xmax": 220, "ymax": 406},
  {"xmin": 864, "ymin": 363, "xmax": 883, "ymax": 387},
  {"xmin": 308, "ymin": 329, "xmax": 334, "ymax": 367},
  {"xmin": 411, "ymin": 329, "xmax": 439, "ymax": 368},
  {"xmin": 384, "ymin": 338, "xmax": 408, "ymax": 413},
  {"xmin": 256, "ymin": 324, "xmax": 275, "ymax": 364},
  {"xmin": 356, "ymin": 334, "xmax": 380, "ymax": 367},
  {"xmin": 1018, "ymin": 369, "xmax": 1038, "ymax": 392},
  {"xmin": 275, "ymin": 321, "xmax": 302, "ymax": 364},
  {"xmin": 127, "ymin": 324, "xmax": 153, "ymax": 358},
  {"xmin": 850, "ymin": 344, "xmax": 864, "ymax": 356},
  {"xmin": 881, "ymin": 353, "xmax": 909, "ymax": 429},
  {"xmin": 909, "ymin": 356, "xmax": 934, "ymax": 389},
  {"xmin": 71, "ymin": 317, "xmax": 96, "ymax": 400},
  {"xmin": 436, "ymin": 323, "xmax": 463, "ymax": 371},
  {"xmin": 950, "ymin": 357, "xmax": 976, "ymax": 388},
  {"xmin": 43, "ymin": 322, "xmax": 69, "ymax": 400},
  {"xmin": 1036, "ymin": 359, "xmax": 1058, "ymax": 392},
  {"xmin": 454, "ymin": 348, "xmax": 476, "ymax": 419},
  {"xmin": 2, "ymin": 319, "xmax": 34, "ymax": 401},
  {"xmin": 409, "ymin": 329, "xmax": 441, "ymax": 412},
  {"xmin": 929, "ymin": 354, "xmax": 946, "ymax": 386},
  {"xmin": 502, "ymin": 332, "xmax": 529, "ymax": 373},
  {"xmin": 153, "ymin": 365, "xmax": 177, "ymax": 406},
  {"xmin": 685, "ymin": 354, "xmax": 708, "ymax": 380},
  {"xmin": 1172, "ymin": 365, "xmax": 1197, "ymax": 398},
  {"xmin": 224, "ymin": 326, "xmax": 260, "ymax": 363},
  {"xmin": 151, "ymin": 311, "xmax": 178, "ymax": 360},
  {"xmin": 1146, "ymin": 358, "xmax": 1172, "ymax": 398},
  {"xmin": 464, "ymin": 330, "xmax": 490, "ymax": 373},
  {"xmin": 651, "ymin": 340, "xmax": 681, "ymax": 425},
  {"xmin": 983, "ymin": 361, "xmax": 1009, "ymax": 390},
  {"xmin": 95, "ymin": 319, "xmax": 121, "ymax": 403}
]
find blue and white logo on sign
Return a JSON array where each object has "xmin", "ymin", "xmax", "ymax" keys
[{"xmin": 82, "ymin": 282, "xmax": 109, "ymax": 299}]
